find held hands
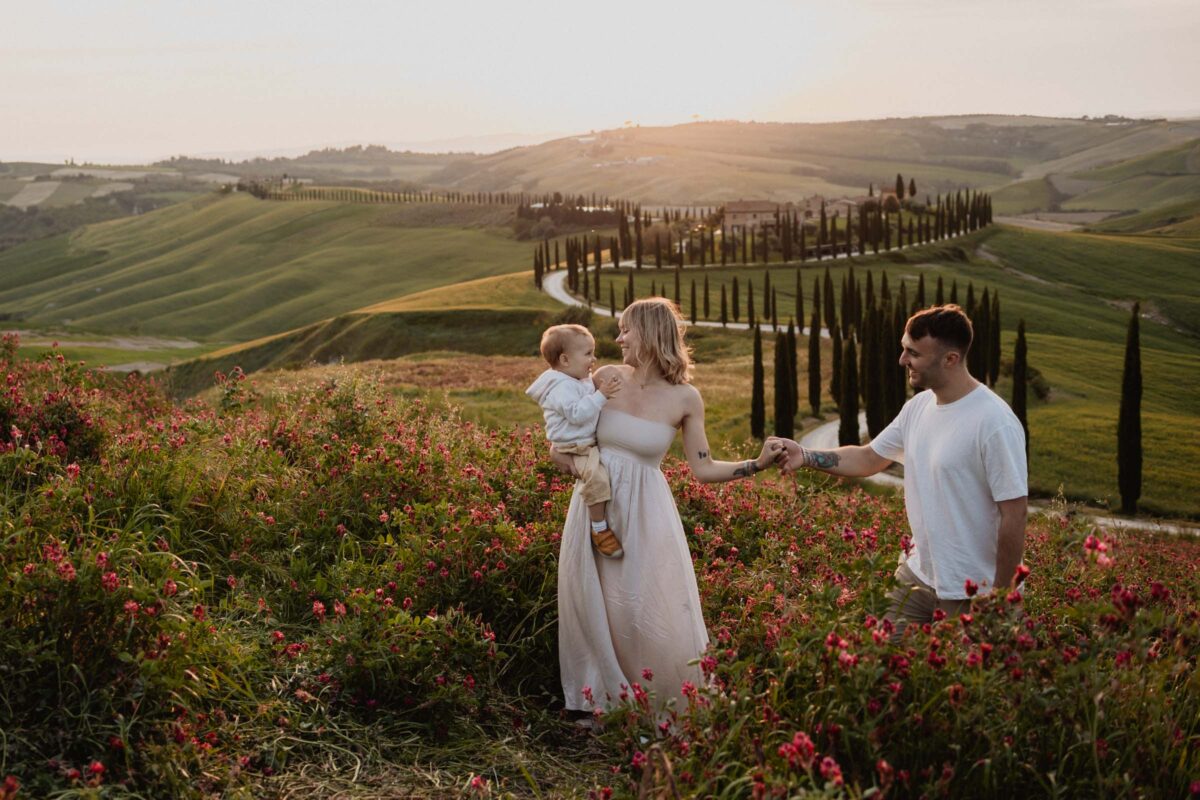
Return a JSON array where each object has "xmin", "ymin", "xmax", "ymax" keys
[
  {"xmin": 767, "ymin": 437, "xmax": 804, "ymax": 474},
  {"xmin": 596, "ymin": 374, "xmax": 623, "ymax": 399},
  {"xmin": 755, "ymin": 439, "xmax": 785, "ymax": 472}
]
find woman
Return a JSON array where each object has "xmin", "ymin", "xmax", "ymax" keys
[{"xmin": 553, "ymin": 298, "xmax": 781, "ymax": 716}]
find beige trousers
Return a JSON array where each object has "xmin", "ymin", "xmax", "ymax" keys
[
  {"xmin": 884, "ymin": 557, "xmax": 972, "ymax": 641},
  {"xmin": 556, "ymin": 443, "xmax": 611, "ymax": 508}
]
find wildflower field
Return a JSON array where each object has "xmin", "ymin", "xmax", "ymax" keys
[{"xmin": 1, "ymin": 337, "xmax": 1197, "ymax": 798}]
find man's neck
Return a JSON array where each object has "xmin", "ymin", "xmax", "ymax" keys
[{"xmin": 931, "ymin": 370, "xmax": 980, "ymax": 405}]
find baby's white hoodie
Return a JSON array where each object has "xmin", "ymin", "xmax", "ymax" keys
[{"xmin": 525, "ymin": 368, "xmax": 607, "ymax": 447}]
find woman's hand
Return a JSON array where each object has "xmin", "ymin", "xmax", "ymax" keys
[
  {"xmin": 548, "ymin": 445, "xmax": 580, "ymax": 478},
  {"xmin": 754, "ymin": 439, "xmax": 784, "ymax": 472}
]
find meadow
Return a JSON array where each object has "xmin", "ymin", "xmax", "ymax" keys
[
  {"xmin": 1, "ymin": 339, "xmax": 1197, "ymax": 798},
  {"xmin": 0, "ymin": 194, "xmax": 540, "ymax": 343}
]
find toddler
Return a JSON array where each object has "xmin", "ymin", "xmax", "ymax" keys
[{"xmin": 526, "ymin": 324, "xmax": 624, "ymax": 558}]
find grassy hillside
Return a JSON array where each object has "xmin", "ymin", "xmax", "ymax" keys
[
  {"xmin": 1073, "ymin": 138, "xmax": 1200, "ymax": 181},
  {"xmin": 1087, "ymin": 196, "xmax": 1200, "ymax": 236},
  {"xmin": 990, "ymin": 177, "xmax": 1067, "ymax": 215},
  {"xmin": 424, "ymin": 117, "xmax": 1200, "ymax": 204},
  {"xmin": 0, "ymin": 194, "xmax": 538, "ymax": 342}
]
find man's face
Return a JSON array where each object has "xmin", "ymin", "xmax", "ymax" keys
[
  {"xmin": 559, "ymin": 334, "xmax": 597, "ymax": 380},
  {"xmin": 899, "ymin": 333, "xmax": 953, "ymax": 390}
]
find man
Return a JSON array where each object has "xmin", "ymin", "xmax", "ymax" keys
[{"xmin": 772, "ymin": 304, "xmax": 1028, "ymax": 636}]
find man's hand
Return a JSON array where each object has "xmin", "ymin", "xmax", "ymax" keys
[
  {"xmin": 548, "ymin": 446, "xmax": 580, "ymax": 477},
  {"xmin": 769, "ymin": 437, "xmax": 803, "ymax": 474},
  {"xmin": 597, "ymin": 374, "xmax": 622, "ymax": 399}
]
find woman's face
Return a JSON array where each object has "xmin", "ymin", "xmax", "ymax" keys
[{"xmin": 616, "ymin": 319, "xmax": 640, "ymax": 366}]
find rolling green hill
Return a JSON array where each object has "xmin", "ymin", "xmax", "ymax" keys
[
  {"xmin": 0, "ymin": 194, "xmax": 537, "ymax": 342},
  {"xmin": 423, "ymin": 117, "xmax": 1200, "ymax": 204}
]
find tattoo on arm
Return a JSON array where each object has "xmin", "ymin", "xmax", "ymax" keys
[
  {"xmin": 803, "ymin": 448, "xmax": 840, "ymax": 470},
  {"xmin": 697, "ymin": 449, "xmax": 709, "ymax": 461},
  {"xmin": 733, "ymin": 459, "xmax": 758, "ymax": 478}
]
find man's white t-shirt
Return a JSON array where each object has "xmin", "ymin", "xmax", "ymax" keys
[{"xmin": 870, "ymin": 384, "xmax": 1027, "ymax": 599}]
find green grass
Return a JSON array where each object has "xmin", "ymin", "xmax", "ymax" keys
[
  {"xmin": 1087, "ymin": 196, "xmax": 1200, "ymax": 234},
  {"xmin": 1061, "ymin": 174, "xmax": 1200, "ymax": 212},
  {"xmin": 39, "ymin": 181, "xmax": 102, "ymax": 208},
  {"xmin": 0, "ymin": 194, "xmax": 540, "ymax": 342},
  {"xmin": 990, "ymin": 177, "xmax": 1066, "ymax": 214},
  {"xmin": 980, "ymin": 226, "xmax": 1200, "ymax": 340},
  {"xmin": 165, "ymin": 307, "xmax": 560, "ymax": 396},
  {"xmin": 1073, "ymin": 138, "xmax": 1200, "ymax": 181}
]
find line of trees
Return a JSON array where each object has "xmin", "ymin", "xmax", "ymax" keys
[{"xmin": 538, "ymin": 185, "xmax": 994, "ymax": 293}]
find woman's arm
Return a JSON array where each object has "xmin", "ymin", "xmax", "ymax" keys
[{"xmin": 680, "ymin": 385, "xmax": 781, "ymax": 483}]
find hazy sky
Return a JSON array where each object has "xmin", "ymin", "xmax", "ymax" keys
[{"xmin": 4, "ymin": 0, "xmax": 1199, "ymax": 163}]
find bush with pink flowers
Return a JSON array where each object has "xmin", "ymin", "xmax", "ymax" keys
[{"xmin": 0, "ymin": 341, "xmax": 1197, "ymax": 797}]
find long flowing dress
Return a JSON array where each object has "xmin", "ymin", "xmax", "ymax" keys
[{"xmin": 558, "ymin": 408, "xmax": 709, "ymax": 712}]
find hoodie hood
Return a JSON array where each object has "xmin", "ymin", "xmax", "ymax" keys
[{"xmin": 526, "ymin": 368, "xmax": 586, "ymax": 403}]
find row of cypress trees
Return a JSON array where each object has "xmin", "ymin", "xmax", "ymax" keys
[{"xmin": 534, "ymin": 186, "xmax": 994, "ymax": 288}]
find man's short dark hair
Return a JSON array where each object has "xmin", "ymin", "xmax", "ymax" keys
[{"xmin": 905, "ymin": 304, "xmax": 973, "ymax": 354}]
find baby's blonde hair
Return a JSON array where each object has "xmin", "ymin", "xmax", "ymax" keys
[
  {"xmin": 540, "ymin": 324, "xmax": 592, "ymax": 367},
  {"xmin": 621, "ymin": 298, "xmax": 692, "ymax": 385}
]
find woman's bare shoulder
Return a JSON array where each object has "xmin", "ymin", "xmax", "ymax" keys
[{"xmin": 671, "ymin": 382, "xmax": 704, "ymax": 413}]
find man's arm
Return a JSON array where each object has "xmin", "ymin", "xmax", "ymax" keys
[
  {"xmin": 771, "ymin": 438, "xmax": 892, "ymax": 478},
  {"xmin": 993, "ymin": 496, "xmax": 1028, "ymax": 590}
]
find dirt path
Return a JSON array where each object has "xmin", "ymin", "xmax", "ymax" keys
[{"xmin": 995, "ymin": 215, "xmax": 1081, "ymax": 232}]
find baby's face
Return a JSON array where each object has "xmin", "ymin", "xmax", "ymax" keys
[{"xmin": 558, "ymin": 334, "xmax": 597, "ymax": 380}]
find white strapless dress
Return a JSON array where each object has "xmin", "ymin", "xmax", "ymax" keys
[{"xmin": 558, "ymin": 408, "xmax": 709, "ymax": 713}]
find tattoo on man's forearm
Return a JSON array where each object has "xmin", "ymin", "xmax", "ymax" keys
[
  {"xmin": 697, "ymin": 449, "xmax": 709, "ymax": 461},
  {"xmin": 803, "ymin": 448, "xmax": 840, "ymax": 469}
]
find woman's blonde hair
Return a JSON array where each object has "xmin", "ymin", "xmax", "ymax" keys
[{"xmin": 621, "ymin": 298, "xmax": 693, "ymax": 385}]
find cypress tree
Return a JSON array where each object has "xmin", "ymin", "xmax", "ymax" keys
[
  {"xmin": 786, "ymin": 320, "xmax": 798, "ymax": 418},
  {"xmin": 830, "ymin": 325, "xmax": 843, "ymax": 413},
  {"xmin": 732, "ymin": 277, "xmax": 741, "ymax": 322},
  {"xmin": 917, "ymin": 274, "xmax": 926, "ymax": 308},
  {"xmin": 704, "ymin": 274, "xmax": 711, "ymax": 319},
  {"xmin": 1117, "ymin": 304, "xmax": 1142, "ymax": 514},
  {"xmin": 762, "ymin": 226, "xmax": 770, "ymax": 264},
  {"xmin": 808, "ymin": 307, "xmax": 822, "ymax": 416},
  {"xmin": 909, "ymin": 177, "xmax": 917, "ymax": 199},
  {"xmin": 771, "ymin": 287, "xmax": 779, "ymax": 331},
  {"xmin": 845, "ymin": 206, "xmax": 854, "ymax": 257},
  {"xmin": 950, "ymin": 279, "xmax": 959, "ymax": 306},
  {"xmin": 674, "ymin": 266, "xmax": 681, "ymax": 307},
  {"xmin": 748, "ymin": 279, "xmax": 756, "ymax": 327},
  {"xmin": 1012, "ymin": 319, "xmax": 1029, "ymax": 464},
  {"xmin": 936, "ymin": 275, "xmax": 945, "ymax": 306},
  {"xmin": 896, "ymin": 173, "xmax": 905, "ymax": 200},
  {"xmin": 813, "ymin": 277, "xmax": 822, "ymax": 334},
  {"xmin": 838, "ymin": 335, "xmax": 860, "ymax": 446},
  {"xmin": 799, "ymin": 222, "xmax": 807, "ymax": 262},
  {"xmin": 627, "ymin": 270, "xmax": 635, "ymax": 304},
  {"xmin": 690, "ymin": 279, "xmax": 697, "ymax": 324},
  {"xmin": 533, "ymin": 250, "xmax": 544, "ymax": 288},
  {"xmin": 822, "ymin": 268, "xmax": 835, "ymax": 335},
  {"xmin": 774, "ymin": 332, "xmax": 794, "ymax": 438},
  {"xmin": 610, "ymin": 284, "xmax": 617, "ymax": 315},
  {"xmin": 751, "ymin": 327, "xmax": 765, "ymax": 440},
  {"xmin": 795, "ymin": 268, "xmax": 804, "ymax": 322},
  {"xmin": 988, "ymin": 291, "xmax": 1002, "ymax": 387},
  {"xmin": 720, "ymin": 283, "xmax": 728, "ymax": 327}
]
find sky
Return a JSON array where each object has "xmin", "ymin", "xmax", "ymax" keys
[{"xmin": 3, "ymin": 0, "xmax": 1199, "ymax": 163}]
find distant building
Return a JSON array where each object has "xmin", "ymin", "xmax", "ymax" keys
[{"xmin": 725, "ymin": 200, "xmax": 793, "ymax": 230}]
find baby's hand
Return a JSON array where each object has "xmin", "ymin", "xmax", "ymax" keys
[{"xmin": 598, "ymin": 374, "xmax": 622, "ymax": 399}]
